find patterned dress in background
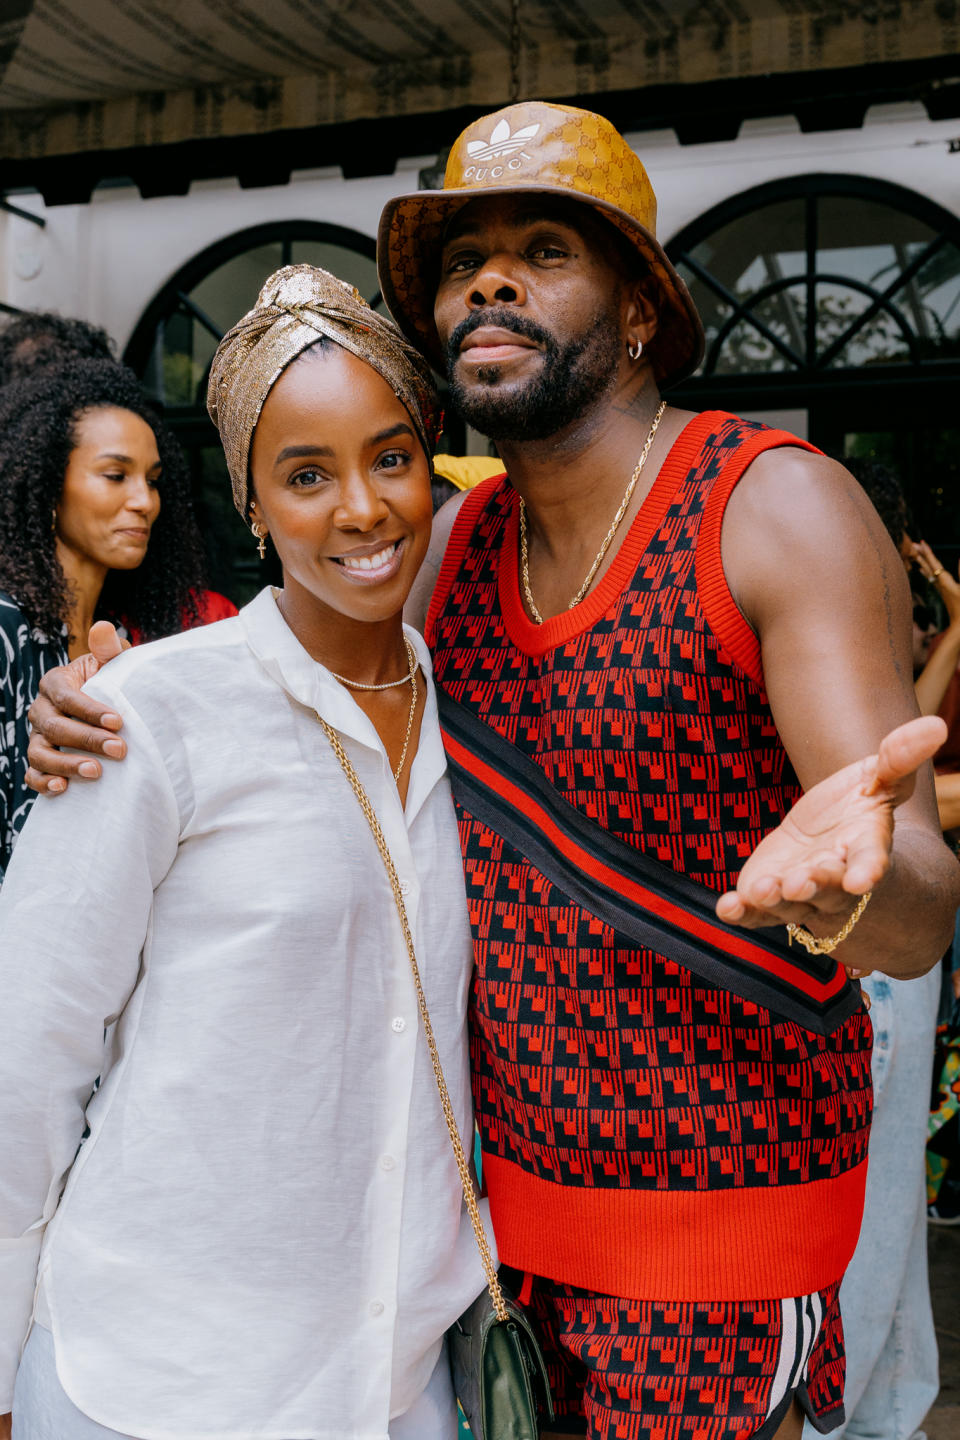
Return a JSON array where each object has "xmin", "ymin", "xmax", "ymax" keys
[{"xmin": 0, "ymin": 592, "xmax": 68, "ymax": 882}]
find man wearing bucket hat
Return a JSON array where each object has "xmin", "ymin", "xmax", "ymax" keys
[
  {"xmin": 23, "ymin": 101, "xmax": 959, "ymax": 1440},
  {"xmin": 377, "ymin": 102, "xmax": 959, "ymax": 1439}
]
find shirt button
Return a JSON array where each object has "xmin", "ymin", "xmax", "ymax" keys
[
  {"xmin": 391, "ymin": 1017, "xmax": 406, "ymax": 1033},
  {"xmin": 380, "ymin": 1154, "xmax": 396, "ymax": 1171},
  {"xmin": 399, "ymin": 880, "xmax": 412, "ymax": 898},
  {"xmin": 369, "ymin": 1300, "xmax": 385, "ymax": 1317}
]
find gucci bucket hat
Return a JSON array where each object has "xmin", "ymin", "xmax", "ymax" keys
[{"xmin": 378, "ymin": 100, "xmax": 704, "ymax": 389}]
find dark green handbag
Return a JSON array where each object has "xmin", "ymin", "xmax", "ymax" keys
[
  {"xmin": 317, "ymin": 721, "xmax": 555, "ymax": 1438},
  {"xmin": 449, "ymin": 1277, "xmax": 555, "ymax": 1439}
]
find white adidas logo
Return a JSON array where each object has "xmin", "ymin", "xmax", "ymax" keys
[
  {"xmin": 466, "ymin": 118, "xmax": 540, "ymax": 161},
  {"xmin": 463, "ymin": 119, "xmax": 541, "ymax": 181}
]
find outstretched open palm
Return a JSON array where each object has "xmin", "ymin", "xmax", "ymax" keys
[{"xmin": 716, "ymin": 716, "xmax": 947, "ymax": 933}]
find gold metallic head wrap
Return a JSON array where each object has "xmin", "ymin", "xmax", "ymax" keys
[{"xmin": 207, "ymin": 263, "xmax": 442, "ymax": 519}]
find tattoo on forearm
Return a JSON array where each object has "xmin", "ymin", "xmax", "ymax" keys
[
  {"xmin": 855, "ymin": 502, "xmax": 906, "ymax": 689},
  {"xmin": 880, "ymin": 576, "xmax": 905, "ymax": 686}
]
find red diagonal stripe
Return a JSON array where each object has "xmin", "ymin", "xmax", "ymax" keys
[{"xmin": 442, "ymin": 729, "xmax": 846, "ymax": 1004}]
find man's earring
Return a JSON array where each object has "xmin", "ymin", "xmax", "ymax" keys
[
  {"xmin": 252, "ymin": 522, "xmax": 267, "ymax": 560},
  {"xmin": 627, "ymin": 340, "xmax": 643, "ymax": 361}
]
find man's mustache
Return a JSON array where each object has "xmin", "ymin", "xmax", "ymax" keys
[{"xmin": 446, "ymin": 308, "xmax": 554, "ymax": 363}]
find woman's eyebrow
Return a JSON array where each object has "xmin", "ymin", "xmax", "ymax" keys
[
  {"xmin": 275, "ymin": 444, "xmax": 334, "ymax": 466},
  {"xmin": 274, "ymin": 425, "xmax": 413, "ymax": 467},
  {"xmin": 367, "ymin": 423, "xmax": 414, "ymax": 446},
  {"xmin": 95, "ymin": 451, "xmax": 162, "ymax": 471}
]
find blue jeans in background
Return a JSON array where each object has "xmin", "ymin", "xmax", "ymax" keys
[{"xmin": 804, "ymin": 968, "xmax": 941, "ymax": 1440}]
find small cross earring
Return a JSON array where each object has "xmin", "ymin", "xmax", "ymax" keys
[{"xmin": 252, "ymin": 522, "xmax": 267, "ymax": 560}]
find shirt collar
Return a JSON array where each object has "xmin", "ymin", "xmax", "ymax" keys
[{"xmin": 237, "ymin": 587, "xmax": 444, "ymax": 811}]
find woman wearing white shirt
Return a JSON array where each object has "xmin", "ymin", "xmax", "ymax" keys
[{"xmin": 0, "ymin": 265, "xmax": 487, "ymax": 1440}]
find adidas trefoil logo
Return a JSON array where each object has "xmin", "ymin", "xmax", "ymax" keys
[
  {"xmin": 467, "ymin": 118, "xmax": 540, "ymax": 161},
  {"xmin": 463, "ymin": 118, "xmax": 540, "ymax": 180}
]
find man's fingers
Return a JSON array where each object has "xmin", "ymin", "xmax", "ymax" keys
[
  {"xmin": 867, "ymin": 715, "xmax": 946, "ymax": 797},
  {"xmin": 779, "ymin": 851, "xmax": 847, "ymax": 903},
  {"xmin": 88, "ymin": 620, "xmax": 126, "ymax": 664},
  {"xmin": 30, "ymin": 679, "xmax": 123, "ymax": 737},
  {"xmin": 716, "ymin": 889, "xmax": 830, "ymax": 930},
  {"xmin": 35, "ymin": 712, "xmax": 126, "ymax": 759},
  {"xmin": 24, "ymin": 763, "xmax": 68, "ymax": 795},
  {"xmin": 842, "ymin": 821, "xmax": 893, "ymax": 894}
]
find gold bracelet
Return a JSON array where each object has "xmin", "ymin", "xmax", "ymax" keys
[{"xmin": 786, "ymin": 890, "xmax": 872, "ymax": 956}]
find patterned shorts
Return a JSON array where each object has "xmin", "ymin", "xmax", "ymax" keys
[{"xmin": 520, "ymin": 1274, "xmax": 845, "ymax": 1440}]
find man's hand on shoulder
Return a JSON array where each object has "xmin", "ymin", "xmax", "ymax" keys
[{"xmin": 26, "ymin": 621, "xmax": 129, "ymax": 795}]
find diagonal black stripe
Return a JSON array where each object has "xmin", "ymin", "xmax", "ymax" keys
[{"xmin": 440, "ymin": 691, "xmax": 861, "ymax": 1036}]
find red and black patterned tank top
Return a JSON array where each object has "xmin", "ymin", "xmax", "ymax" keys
[{"xmin": 427, "ymin": 411, "xmax": 872, "ymax": 1304}]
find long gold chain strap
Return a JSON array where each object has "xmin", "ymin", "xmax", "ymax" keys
[
  {"xmin": 314, "ymin": 715, "xmax": 509, "ymax": 1323},
  {"xmin": 519, "ymin": 398, "xmax": 667, "ymax": 624},
  {"xmin": 388, "ymin": 639, "xmax": 419, "ymax": 784}
]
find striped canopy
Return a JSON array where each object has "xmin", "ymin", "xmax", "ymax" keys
[{"xmin": 0, "ymin": 0, "xmax": 955, "ymax": 163}]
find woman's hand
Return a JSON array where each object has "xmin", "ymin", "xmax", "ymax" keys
[
  {"xmin": 25, "ymin": 622, "xmax": 129, "ymax": 794},
  {"xmin": 911, "ymin": 539, "xmax": 960, "ymax": 625},
  {"xmin": 716, "ymin": 716, "xmax": 947, "ymax": 948}
]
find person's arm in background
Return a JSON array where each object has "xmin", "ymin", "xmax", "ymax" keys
[
  {"xmin": 0, "ymin": 674, "xmax": 179, "ymax": 1423},
  {"xmin": 911, "ymin": 540, "xmax": 960, "ymax": 716}
]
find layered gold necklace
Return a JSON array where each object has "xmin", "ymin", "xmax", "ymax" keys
[
  {"xmin": 519, "ymin": 399, "xmax": 667, "ymax": 625},
  {"xmin": 330, "ymin": 635, "xmax": 420, "ymax": 783}
]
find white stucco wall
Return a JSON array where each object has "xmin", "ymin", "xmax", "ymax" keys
[{"xmin": 2, "ymin": 100, "xmax": 958, "ymax": 351}]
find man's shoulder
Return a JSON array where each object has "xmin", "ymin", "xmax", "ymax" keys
[
  {"xmin": 406, "ymin": 484, "xmax": 496, "ymax": 633},
  {"xmin": 727, "ymin": 445, "xmax": 862, "ymax": 528}
]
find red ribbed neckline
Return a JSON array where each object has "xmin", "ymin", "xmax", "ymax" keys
[{"xmin": 498, "ymin": 410, "xmax": 727, "ymax": 659}]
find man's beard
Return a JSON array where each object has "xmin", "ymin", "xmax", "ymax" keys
[{"xmin": 445, "ymin": 306, "xmax": 622, "ymax": 442}]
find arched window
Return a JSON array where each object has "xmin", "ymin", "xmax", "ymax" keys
[
  {"xmin": 666, "ymin": 176, "xmax": 960, "ymax": 554},
  {"xmin": 124, "ymin": 222, "xmax": 383, "ymax": 602}
]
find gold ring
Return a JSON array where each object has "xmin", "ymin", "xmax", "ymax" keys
[{"xmin": 931, "ymin": 567, "xmax": 944, "ymax": 580}]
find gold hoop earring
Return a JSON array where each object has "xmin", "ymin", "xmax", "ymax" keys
[
  {"xmin": 627, "ymin": 340, "xmax": 643, "ymax": 361},
  {"xmin": 252, "ymin": 522, "xmax": 267, "ymax": 560}
]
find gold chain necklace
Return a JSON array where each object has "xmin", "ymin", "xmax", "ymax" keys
[
  {"xmin": 519, "ymin": 399, "xmax": 667, "ymax": 625},
  {"xmin": 330, "ymin": 635, "xmax": 419, "ymax": 783},
  {"xmin": 329, "ymin": 637, "xmax": 417, "ymax": 692}
]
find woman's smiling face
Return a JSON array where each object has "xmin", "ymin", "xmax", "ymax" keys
[{"xmin": 248, "ymin": 343, "xmax": 433, "ymax": 627}]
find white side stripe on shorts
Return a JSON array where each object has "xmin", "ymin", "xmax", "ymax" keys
[{"xmin": 765, "ymin": 1292, "xmax": 825, "ymax": 1420}]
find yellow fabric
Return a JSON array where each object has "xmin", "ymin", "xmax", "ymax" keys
[{"xmin": 433, "ymin": 455, "xmax": 504, "ymax": 492}]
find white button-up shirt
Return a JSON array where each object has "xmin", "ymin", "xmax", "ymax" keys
[{"xmin": 0, "ymin": 587, "xmax": 488, "ymax": 1439}]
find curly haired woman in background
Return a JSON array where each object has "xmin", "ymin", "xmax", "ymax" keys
[{"xmin": 0, "ymin": 357, "xmax": 207, "ymax": 880}]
